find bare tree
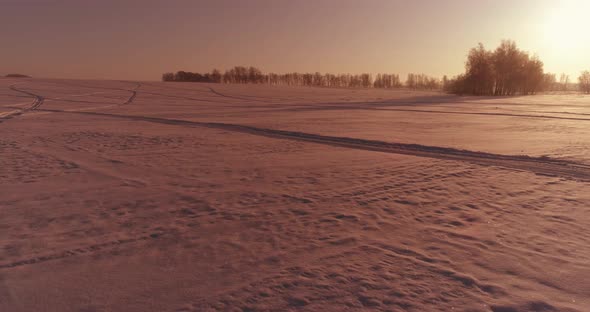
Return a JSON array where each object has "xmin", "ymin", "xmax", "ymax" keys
[
  {"xmin": 560, "ymin": 73, "xmax": 570, "ymax": 91},
  {"xmin": 210, "ymin": 69, "xmax": 222, "ymax": 83},
  {"xmin": 521, "ymin": 56, "xmax": 544, "ymax": 95},
  {"xmin": 542, "ymin": 73, "xmax": 557, "ymax": 91},
  {"xmin": 466, "ymin": 43, "xmax": 494, "ymax": 95},
  {"xmin": 579, "ymin": 71, "xmax": 590, "ymax": 94},
  {"xmin": 360, "ymin": 73, "xmax": 372, "ymax": 88}
]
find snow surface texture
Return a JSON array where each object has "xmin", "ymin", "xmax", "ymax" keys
[{"xmin": 1, "ymin": 78, "xmax": 589, "ymax": 311}]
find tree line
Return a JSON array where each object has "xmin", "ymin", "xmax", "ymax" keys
[
  {"xmin": 162, "ymin": 66, "xmax": 439, "ymax": 90},
  {"xmin": 162, "ymin": 42, "xmax": 590, "ymax": 95}
]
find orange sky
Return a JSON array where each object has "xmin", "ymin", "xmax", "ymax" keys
[{"xmin": 1, "ymin": 0, "xmax": 588, "ymax": 81}]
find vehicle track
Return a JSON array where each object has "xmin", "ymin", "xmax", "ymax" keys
[
  {"xmin": 228, "ymin": 101, "xmax": 590, "ymax": 122},
  {"xmin": 145, "ymin": 82, "xmax": 293, "ymax": 102},
  {"xmin": 208, "ymin": 86, "xmax": 306, "ymax": 102},
  {"xmin": 137, "ymin": 89, "xmax": 233, "ymax": 104},
  {"xmin": 141, "ymin": 81, "xmax": 213, "ymax": 94},
  {"xmin": 374, "ymin": 107, "xmax": 590, "ymax": 121},
  {"xmin": 36, "ymin": 108, "xmax": 590, "ymax": 181},
  {"xmin": 0, "ymin": 232, "xmax": 166, "ymax": 269},
  {"xmin": 207, "ymin": 86, "xmax": 276, "ymax": 103},
  {"xmin": 153, "ymin": 100, "xmax": 590, "ymax": 122},
  {"xmin": 9, "ymin": 84, "xmax": 45, "ymax": 110},
  {"xmin": 121, "ymin": 82, "xmax": 141, "ymax": 105},
  {"xmin": 387, "ymin": 104, "xmax": 590, "ymax": 118},
  {"xmin": 1, "ymin": 81, "xmax": 140, "ymax": 122},
  {"xmin": 0, "ymin": 84, "xmax": 45, "ymax": 122},
  {"xmin": 44, "ymin": 80, "xmax": 141, "ymax": 106}
]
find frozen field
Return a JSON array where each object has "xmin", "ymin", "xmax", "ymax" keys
[{"xmin": 1, "ymin": 78, "xmax": 589, "ymax": 311}]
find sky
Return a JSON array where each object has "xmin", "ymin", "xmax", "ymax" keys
[{"xmin": 1, "ymin": 0, "xmax": 589, "ymax": 81}]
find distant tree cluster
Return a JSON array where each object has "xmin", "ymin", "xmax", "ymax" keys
[
  {"xmin": 162, "ymin": 70, "xmax": 221, "ymax": 83},
  {"xmin": 542, "ymin": 73, "xmax": 558, "ymax": 92},
  {"xmin": 533, "ymin": 73, "xmax": 572, "ymax": 92},
  {"xmin": 445, "ymin": 40, "xmax": 548, "ymax": 95},
  {"xmin": 162, "ymin": 66, "xmax": 438, "ymax": 90},
  {"xmin": 405, "ymin": 73, "xmax": 441, "ymax": 90}
]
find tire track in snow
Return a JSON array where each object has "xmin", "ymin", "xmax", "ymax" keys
[
  {"xmin": 43, "ymin": 80, "xmax": 141, "ymax": 106},
  {"xmin": 35, "ymin": 108, "xmax": 590, "ymax": 181},
  {"xmin": 0, "ymin": 232, "xmax": 166, "ymax": 269},
  {"xmin": 147, "ymin": 82, "xmax": 285, "ymax": 102},
  {"xmin": 207, "ymin": 86, "xmax": 276, "ymax": 103},
  {"xmin": 228, "ymin": 102, "xmax": 590, "ymax": 122},
  {"xmin": 0, "ymin": 82, "xmax": 141, "ymax": 123},
  {"xmin": 137, "ymin": 89, "xmax": 233, "ymax": 104},
  {"xmin": 0, "ymin": 84, "xmax": 45, "ymax": 122},
  {"xmin": 374, "ymin": 107, "xmax": 590, "ymax": 121},
  {"xmin": 121, "ymin": 82, "xmax": 141, "ymax": 105},
  {"xmin": 202, "ymin": 100, "xmax": 590, "ymax": 122}
]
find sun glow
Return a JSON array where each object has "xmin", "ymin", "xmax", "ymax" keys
[
  {"xmin": 542, "ymin": 1, "xmax": 590, "ymax": 52},
  {"xmin": 530, "ymin": 0, "xmax": 590, "ymax": 77}
]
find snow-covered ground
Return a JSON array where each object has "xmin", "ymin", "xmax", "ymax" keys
[{"xmin": 1, "ymin": 78, "xmax": 589, "ymax": 311}]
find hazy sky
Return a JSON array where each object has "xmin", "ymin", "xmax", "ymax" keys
[{"xmin": 1, "ymin": 0, "xmax": 588, "ymax": 81}]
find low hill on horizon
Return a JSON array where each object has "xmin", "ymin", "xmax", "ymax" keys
[{"xmin": 5, "ymin": 73, "xmax": 31, "ymax": 78}]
